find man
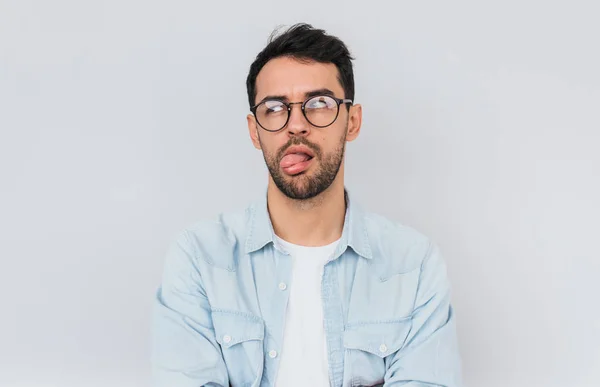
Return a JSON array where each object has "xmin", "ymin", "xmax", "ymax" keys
[{"xmin": 152, "ymin": 23, "xmax": 462, "ymax": 387}]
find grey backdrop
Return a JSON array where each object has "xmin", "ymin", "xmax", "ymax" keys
[{"xmin": 1, "ymin": 1, "xmax": 599, "ymax": 386}]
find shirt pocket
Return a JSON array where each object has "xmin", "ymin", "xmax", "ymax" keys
[
  {"xmin": 213, "ymin": 310, "xmax": 265, "ymax": 387},
  {"xmin": 343, "ymin": 319, "xmax": 412, "ymax": 387}
]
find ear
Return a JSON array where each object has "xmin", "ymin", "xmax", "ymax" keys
[
  {"xmin": 345, "ymin": 103, "xmax": 362, "ymax": 142},
  {"xmin": 247, "ymin": 114, "xmax": 262, "ymax": 150}
]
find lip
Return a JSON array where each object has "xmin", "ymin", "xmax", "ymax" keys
[{"xmin": 283, "ymin": 145, "xmax": 315, "ymax": 158}]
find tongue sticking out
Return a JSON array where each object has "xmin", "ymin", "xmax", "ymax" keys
[{"xmin": 280, "ymin": 153, "xmax": 312, "ymax": 168}]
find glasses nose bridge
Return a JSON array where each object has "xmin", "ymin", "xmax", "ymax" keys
[
  {"xmin": 287, "ymin": 101, "xmax": 304, "ymax": 111},
  {"xmin": 286, "ymin": 101, "xmax": 308, "ymax": 124}
]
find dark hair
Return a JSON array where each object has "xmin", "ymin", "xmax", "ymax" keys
[{"xmin": 246, "ymin": 23, "xmax": 355, "ymax": 109}]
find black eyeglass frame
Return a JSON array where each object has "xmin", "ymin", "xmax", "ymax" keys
[{"xmin": 250, "ymin": 95, "xmax": 353, "ymax": 132}]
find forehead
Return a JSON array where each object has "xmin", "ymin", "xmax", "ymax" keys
[{"xmin": 254, "ymin": 56, "xmax": 344, "ymax": 102}]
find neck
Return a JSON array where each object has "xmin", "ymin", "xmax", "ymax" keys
[{"xmin": 267, "ymin": 178, "xmax": 346, "ymax": 247}]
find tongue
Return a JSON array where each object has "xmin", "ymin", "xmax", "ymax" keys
[{"xmin": 280, "ymin": 153, "xmax": 311, "ymax": 168}]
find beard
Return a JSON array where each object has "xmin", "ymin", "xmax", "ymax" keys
[{"xmin": 260, "ymin": 131, "xmax": 347, "ymax": 200}]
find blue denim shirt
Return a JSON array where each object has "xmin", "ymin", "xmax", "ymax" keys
[{"xmin": 152, "ymin": 190, "xmax": 463, "ymax": 387}]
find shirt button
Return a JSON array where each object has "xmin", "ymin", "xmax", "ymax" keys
[
  {"xmin": 268, "ymin": 349, "xmax": 278, "ymax": 358},
  {"xmin": 379, "ymin": 344, "xmax": 387, "ymax": 353},
  {"xmin": 223, "ymin": 335, "xmax": 232, "ymax": 344},
  {"xmin": 278, "ymin": 282, "xmax": 287, "ymax": 291}
]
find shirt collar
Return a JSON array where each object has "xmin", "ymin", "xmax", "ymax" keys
[{"xmin": 244, "ymin": 187, "xmax": 373, "ymax": 259}]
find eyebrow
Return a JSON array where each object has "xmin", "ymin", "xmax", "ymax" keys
[{"xmin": 256, "ymin": 88, "xmax": 336, "ymax": 105}]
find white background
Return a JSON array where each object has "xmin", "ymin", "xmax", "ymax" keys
[{"xmin": 1, "ymin": 1, "xmax": 599, "ymax": 386}]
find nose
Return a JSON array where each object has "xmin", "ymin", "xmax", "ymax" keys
[{"xmin": 286, "ymin": 103, "xmax": 310, "ymax": 137}]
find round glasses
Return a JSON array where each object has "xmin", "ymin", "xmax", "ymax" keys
[{"xmin": 251, "ymin": 95, "xmax": 353, "ymax": 132}]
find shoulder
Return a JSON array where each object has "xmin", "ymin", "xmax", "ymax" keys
[
  {"xmin": 171, "ymin": 204, "xmax": 251, "ymax": 270},
  {"xmin": 362, "ymin": 209, "xmax": 436, "ymax": 275}
]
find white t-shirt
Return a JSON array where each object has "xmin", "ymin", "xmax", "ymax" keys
[{"xmin": 273, "ymin": 235, "xmax": 341, "ymax": 387}]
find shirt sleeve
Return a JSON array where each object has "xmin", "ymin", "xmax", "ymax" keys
[
  {"xmin": 151, "ymin": 229, "xmax": 229, "ymax": 387},
  {"xmin": 383, "ymin": 242, "xmax": 463, "ymax": 387}
]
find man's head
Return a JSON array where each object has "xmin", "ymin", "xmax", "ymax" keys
[{"xmin": 246, "ymin": 23, "xmax": 362, "ymax": 200}]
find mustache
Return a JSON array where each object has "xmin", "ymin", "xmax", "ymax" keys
[{"xmin": 277, "ymin": 137, "xmax": 322, "ymax": 160}]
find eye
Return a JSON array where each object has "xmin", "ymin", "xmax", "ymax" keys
[
  {"xmin": 306, "ymin": 96, "xmax": 335, "ymax": 109},
  {"xmin": 263, "ymin": 100, "xmax": 286, "ymax": 114}
]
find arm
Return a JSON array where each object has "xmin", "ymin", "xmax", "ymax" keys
[
  {"xmin": 151, "ymin": 230, "xmax": 229, "ymax": 387},
  {"xmin": 384, "ymin": 243, "xmax": 463, "ymax": 387}
]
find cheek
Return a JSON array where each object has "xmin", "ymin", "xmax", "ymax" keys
[
  {"xmin": 261, "ymin": 138, "xmax": 286, "ymax": 158},
  {"xmin": 323, "ymin": 129, "xmax": 347, "ymax": 150}
]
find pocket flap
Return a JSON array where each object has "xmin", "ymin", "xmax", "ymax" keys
[
  {"xmin": 212, "ymin": 309, "xmax": 265, "ymax": 348},
  {"xmin": 343, "ymin": 320, "xmax": 412, "ymax": 358}
]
